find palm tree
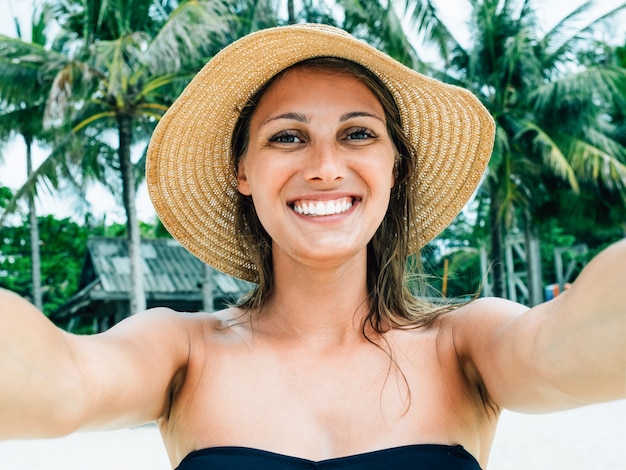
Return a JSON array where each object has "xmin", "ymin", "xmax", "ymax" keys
[
  {"xmin": 0, "ymin": 5, "xmax": 62, "ymax": 311},
  {"xmin": 41, "ymin": 0, "xmax": 241, "ymax": 314},
  {"xmin": 416, "ymin": 0, "xmax": 626, "ymax": 301}
]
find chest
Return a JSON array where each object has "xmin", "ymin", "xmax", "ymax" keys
[{"xmin": 166, "ymin": 327, "xmax": 485, "ymax": 460}]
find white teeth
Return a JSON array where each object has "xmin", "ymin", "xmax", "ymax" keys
[
  {"xmin": 316, "ymin": 201, "xmax": 326, "ymax": 215},
  {"xmin": 293, "ymin": 198, "xmax": 353, "ymax": 216}
]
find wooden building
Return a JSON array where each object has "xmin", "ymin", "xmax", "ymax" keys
[{"xmin": 53, "ymin": 237, "xmax": 252, "ymax": 332}]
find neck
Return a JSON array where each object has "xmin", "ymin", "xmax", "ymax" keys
[{"xmin": 257, "ymin": 252, "xmax": 372, "ymax": 348}]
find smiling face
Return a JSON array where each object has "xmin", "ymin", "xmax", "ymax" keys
[{"xmin": 236, "ymin": 66, "xmax": 397, "ymax": 272}]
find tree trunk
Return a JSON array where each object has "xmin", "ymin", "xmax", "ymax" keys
[
  {"xmin": 25, "ymin": 135, "xmax": 43, "ymax": 312},
  {"xmin": 523, "ymin": 209, "xmax": 543, "ymax": 306},
  {"xmin": 202, "ymin": 264, "xmax": 215, "ymax": 312},
  {"xmin": 287, "ymin": 0, "xmax": 295, "ymax": 24},
  {"xmin": 118, "ymin": 114, "xmax": 145, "ymax": 314},
  {"xmin": 489, "ymin": 187, "xmax": 506, "ymax": 298}
]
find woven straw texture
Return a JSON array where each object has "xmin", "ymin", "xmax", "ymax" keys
[{"xmin": 146, "ymin": 24, "xmax": 495, "ymax": 283}]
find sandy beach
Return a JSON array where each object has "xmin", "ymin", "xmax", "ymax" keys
[{"xmin": 1, "ymin": 399, "xmax": 624, "ymax": 469}]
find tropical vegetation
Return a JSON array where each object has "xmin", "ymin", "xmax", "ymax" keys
[
  {"xmin": 409, "ymin": 0, "xmax": 626, "ymax": 303},
  {"xmin": 0, "ymin": 0, "xmax": 625, "ymax": 320}
]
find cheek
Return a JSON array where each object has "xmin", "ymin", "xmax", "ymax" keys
[
  {"xmin": 238, "ymin": 161, "xmax": 284, "ymax": 221},
  {"xmin": 378, "ymin": 151, "xmax": 397, "ymax": 191}
]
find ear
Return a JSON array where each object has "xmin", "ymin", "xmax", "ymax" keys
[{"xmin": 237, "ymin": 158, "xmax": 252, "ymax": 196}]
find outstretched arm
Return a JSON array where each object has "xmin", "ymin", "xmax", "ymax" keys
[
  {"xmin": 0, "ymin": 289, "xmax": 190, "ymax": 439},
  {"xmin": 457, "ymin": 239, "xmax": 626, "ymax": 413}
]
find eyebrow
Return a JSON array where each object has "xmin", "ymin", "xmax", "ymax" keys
[
  {"xmin": 340, "ymin": 111, "xmax": 384, "ymax": 123},
  {"xmin": 262, "ymin": 112, "xmax": 308, "ymax": 125},
  {"xmin": 262, "ymin": 111, "xmax": 383, "ymax": 125}
]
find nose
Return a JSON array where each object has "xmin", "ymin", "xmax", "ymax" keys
[{"xmin": 303, "ymin": 142, "xmax": 345, "ymax": 183}]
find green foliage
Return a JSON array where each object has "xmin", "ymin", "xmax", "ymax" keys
[
  {"xmin": 424, "ymin": 0, "xmax": 626, "ymax": 297},
  {"xmin": 0, "ymin": 186, "xmax": 11, "ymax": 208},
  {"xmin": 0, "ymin": 214, "xmax": 89, "ymax": 315},
  {"xmin": 1, "ymin": 0, "xmax": 624, "ymax": 310},
  {"xmin": 90, "ymin": 216, "xmax": 172, "ymax": 239},
  {"xmin": 534, "ymin": 180, "xmax": 625, "ymax": 283},
  {"xmin": 0, "ymin": 205, "xmax": 173, "ymax": 317},
  {"xmin": 535, "ymin": 220, "xmax": 580, "ymax": 286},
  {"xmin": 421, "ymin": 210, "xmax": 484, "ymax": 299}
]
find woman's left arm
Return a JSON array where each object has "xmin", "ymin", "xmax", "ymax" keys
[{"xmin": 458, "ymin": 239, "xmax": 626, "ymax": 413}]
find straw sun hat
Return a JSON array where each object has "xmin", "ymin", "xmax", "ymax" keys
[{"xmin": 146, "ymin": 23, "xmax": 495, "ymax": 283}]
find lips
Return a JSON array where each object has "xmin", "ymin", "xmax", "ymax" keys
[{"xmin": 291, "ymin": 197, "xmax": 354, "ymax": 216}]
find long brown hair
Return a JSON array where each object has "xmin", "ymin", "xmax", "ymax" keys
[{"xmin": 231, "ymin": 57, "xmax": 450, "ymax": 332}]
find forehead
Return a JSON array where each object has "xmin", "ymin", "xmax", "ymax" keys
[
  {"xmin": 254, "ymin": 66, "xmax": 384, "ymax": 115},
  {"xmin": 269, "ymin": 65, "xmax": 367, "ymax": 91}
]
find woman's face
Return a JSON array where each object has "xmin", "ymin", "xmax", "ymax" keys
[{"xmin": 237, "ymin": 67, "xmax": 396, "ymax": 272}]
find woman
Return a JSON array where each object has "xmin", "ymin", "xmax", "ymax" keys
[{"xmin": 1, "ymin": 24, "xmax": 624, "ymax": 470}]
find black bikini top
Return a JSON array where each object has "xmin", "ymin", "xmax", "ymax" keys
[{"xmin": 175, "ymin": 444, "xmax": 482, "ymax": 469}]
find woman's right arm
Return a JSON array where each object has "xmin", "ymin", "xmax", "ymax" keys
[{"xmin": 0, "ymin": 288, "xmax": 191, "ymax": 439}]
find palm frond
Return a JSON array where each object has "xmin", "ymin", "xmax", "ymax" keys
[
  {"xmin": 337, "ymin": 0, "xmax": 420, "ymax": 67},
  {"xmin": 90, "ymin": 34, "xmax": 147, "ymax": 100},
  {"xmin": 515, "ymin": 120, "xmax": 579, "ymax": 192},
  {"xmin": 400, "ymin": 0, "xmax": 455, "ymax": 64},
  {"xmin": 0, "ymin": 143, "xmax": 67, "ymax": 229},
  {"xmin": 567, "ymin": 130, "xmax": 626, "ymax": 194},
  {"xmin": 133, "ymin": 72, "xmax": 184, "ymax": 102},
  {"xmin": 146, "ymin": 0, "xmax": 233, "ymax": 74},
  {"xmin": 531, "ymin": 66, "xmax": 626, "ymax": 125},
  {"xmin": 44, "ymin": 59, "xmax": 100, "ymax": 128},
  {"xmin": 541, "ymin": 2, "xmax": 626, "ymax": 66},
  {"xmin": 0, "ymin": 36, "xmax": 68, "ymax": 104}
]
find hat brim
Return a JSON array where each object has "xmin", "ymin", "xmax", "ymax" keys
[{"xmin": 146, "ymin": 24, "xmax": 495, "ymax": 282}]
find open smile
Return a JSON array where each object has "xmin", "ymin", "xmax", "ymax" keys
[{"xmin": 291, "ymin": 197, "xmax": 355, "ymax": 216}]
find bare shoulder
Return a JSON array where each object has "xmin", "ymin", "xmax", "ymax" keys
[
  {"xmin": 444, "ymin": 296, "xmax": 527, "ymax": 330},
  {"xmin": 433, "ymin": 297, "xmax": 527, "ymax": 349},
  {"xmin": 90, "ymin": 307, "xmax": 196, "ymax": 356},
  {"xmin": 184, "ymin": 307, "xmax": 252, "ymax": 341},
  {"xmin": 433, "ymin": 298, "xmax": 531, "ymax": 408},
  {"xmin": 101, "ymin": 306, "xmax": 245, "ymax": 340}
]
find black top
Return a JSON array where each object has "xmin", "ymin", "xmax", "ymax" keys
[{"xmin": 175, "ymin": 444, "xmax": 482, "ymax": 469}]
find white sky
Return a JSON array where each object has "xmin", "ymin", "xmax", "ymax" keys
[{"xmin": 0, "ymin": 0, "xmax": 624, "ymax": 224}]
